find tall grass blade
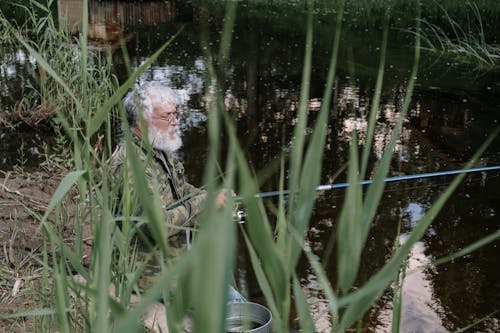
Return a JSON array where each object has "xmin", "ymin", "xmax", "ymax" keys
[
  {"xmin": 94, "ymin": 206, "xmax": 113, "ymax": 332},
  {"xmin": 124, "ymin": 134, "xmax": 169, "ymax": 258},
  {"xmin": 289, "ymin": 0, "xmax": 344, "ymax": 269},
  {"xmin": 113, "ymin": 248, "xmax": 200, "ymax": 333},
  {"xmin": 337, "ymin": 125, "xmax": 499, "ymax": 331},
  {"xmin": 336, "ymin": 133, "xmax": 363, "ymax": 294},
  {"xmin": 287, "ymin": 1, "xmax": 313, "ymax": 204},
  {"xmin": 391, "ymin": 222, "xmax": 404, "ymax": 333},
  {"xmin": 180, "ymin": 7, "xmax": 240, "ymax": 330},
  {"xmin": 218, "ymin": 84, "xmax": 289, "ymax": 330},
  {"xmin": 80, "ymin": 0, "xmax": 88, "ymax": 113},
  {"xmin": 293, "ymin": 274, "xmax": 315, "ymax": 332},
  {"xmin": 360, "ymin": 9, "xmax": 389, "ymax": 177},
  {"xmin": 0, "ymin": 308, "xmax": 57, "ymax": 320},
  {"xmin": 338, "ymin": 0, "xmax": 419, "ymax": 296},
  {"xmin": 243, "ymin": 231, "xmax": 281, "ymax": 322},
  {"xmin": 453, "ymin": 310, "xmax": 500, "ymax": 333},
  {"xmin": 13, "ymin": 33, "xmax": 82, "ymax": 113},
  {"xmin": 301, "ymin": 239, "xmax": 339, "ymax": 327},
  {"xmin": 218, "ymin": 0, "xmax": 237, "ymax": 67},
  {"xmin": 40, "ymin": 170, "xmax": 87, "ymax": 224},
  {"xmin": 53, "ymin": 260, "xmax": 71, "ymax": 333}
]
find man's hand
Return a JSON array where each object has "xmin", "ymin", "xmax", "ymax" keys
[{"xmin": 216, "ymin": 189, "xmax": 236, "ymax": 209}]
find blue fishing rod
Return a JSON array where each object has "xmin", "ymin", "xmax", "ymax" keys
[{"xmin": 246, "ymin": 165, "xmax": 500, "ymax": 200}]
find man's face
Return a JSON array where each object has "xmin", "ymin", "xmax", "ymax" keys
[{"xmin": 146, "ymin": 103, "xmax": 182, "ymax": 152}]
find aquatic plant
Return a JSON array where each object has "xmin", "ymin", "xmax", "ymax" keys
[{"xmin": 419, "ymin": 2, "xmax": 500, "ymax": 70}]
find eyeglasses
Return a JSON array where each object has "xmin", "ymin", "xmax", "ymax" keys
[{"xmin": 151, "ymin": 111, "xmax": 179, "ymax": 123}]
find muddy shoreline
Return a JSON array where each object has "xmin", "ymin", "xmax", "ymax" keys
[{"xmin": 0, "ymin": 170, "xmax": 92, "ymax": 329}]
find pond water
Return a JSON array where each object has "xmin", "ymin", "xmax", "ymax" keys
[{"xmin": 1, "ymin": 1, "xmax": 500, "ymax": 332}]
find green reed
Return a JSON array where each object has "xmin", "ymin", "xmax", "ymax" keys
[
  {"xmin": 1, "ymin": 0, "xmax": 499, "ymax": 332},
  {"xmin": 419, "ymin": 2, "xmax": 500, "ymax": 70}
]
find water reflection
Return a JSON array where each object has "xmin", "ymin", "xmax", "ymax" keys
[
  {"xmin": 399, "ymin": 240, "xmax": 447, "ymax": 333},
  {"xmin": 368, "ymin": 237, "xmax": 449, "ymax": 333},
  {"xmin": 0, "ymin": 48, "xmax": 36, "ymax": 113},
  {"xmin": 58, "ymin": 0, "xmax": 176, "ymax": 47}
]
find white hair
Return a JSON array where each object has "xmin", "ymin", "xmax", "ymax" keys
[{"xmin": 123, "ymin": 81, "xmax": 179, "ymax": 127}]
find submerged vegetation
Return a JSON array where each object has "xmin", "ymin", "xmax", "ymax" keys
[{"xmin": 0, "ymin": 0, "xmax": 499, "ymax": 332}]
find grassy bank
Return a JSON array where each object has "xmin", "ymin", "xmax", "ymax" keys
[{"xmin": 1, "ymin": 0, "xmax": 499, "ymax": 332}]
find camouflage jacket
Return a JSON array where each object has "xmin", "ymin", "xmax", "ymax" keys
[{"xmin": 111, "ymin": 139, "xmax": 207, "ymax": 237}]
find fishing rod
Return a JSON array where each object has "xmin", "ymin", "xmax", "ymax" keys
[{"xmin": 244, "ymin": 165, "xmax": 500, "ymax": 200}]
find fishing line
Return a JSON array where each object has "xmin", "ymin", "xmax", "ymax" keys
[{"xmin": 239, "ymin": 165, "xmax": 500, "ymax": 200}]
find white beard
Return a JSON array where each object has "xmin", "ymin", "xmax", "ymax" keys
[{"xmin": 148, "ymin": 125, "xmax": 182, "ymax": 152}]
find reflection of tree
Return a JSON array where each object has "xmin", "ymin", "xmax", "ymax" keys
[
  {"xmin": 0, "ymin": 48, "xmax": 37, "ymax": 112},
  {"xmin": 409, "ymin": 89, "xmax": 500, "ymax": 165},
  {"xmin": 59, "ymin": 0, "xmax": 176, "ymax": 33},
  {"xmin": 58, "ymin": 0, "xmax": 175, "ymax": 48}
]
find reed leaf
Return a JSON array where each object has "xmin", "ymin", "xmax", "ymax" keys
[
  {"xmin": 301, "ymin": 239, "xmax": 340, "ymax": 327},
  {"xmin": 218, "ymin": 0, "xmax": 237, "ymax": 67},
  {"xmin": 124, "ymin": 133, "xmax": 169, "ymax": 258},
  {"xmin": 94, "ymin": 206, "xmax": 114, "ymax": 332},
  {"xmin": 218, "ymin": 88, "xmax": 290, "ymax": 330},
  {"xmin": 336, "ymin": 134, "xmax": 363, "ymax": 294},
  {"xmin": 289, "ymin": 0, "xmax": 344, "ymax": 270},
  {"xmin": 337, "ymin": 125, "xmax": 499, "ymax": 331},
  {"xmin": 243, "ymin": 231, "xmax": 281, "ymax": 323},
  {"xmin": 360, "ymin": 9, "xmax": 390, "ymax": 178},
  {"xmin": 188, "ymin": 166, "xmax": 236, "ymax": 332},
  {"xmin": 113, "ymin": 256, "xmax": 192, "ymax": 333},
  {"xmin": 287, "ymin": 1, "xmax": 313, "ymax": 210},
  {"xmin": 13, "ymin": 33, "xmax": 82, "ymax": 114},
  {"xmin": 293, "ymin": 274, "xmax": 315, "ymax": 332},
  {"xmin": 0, "ymin": 308, "xmax": 58, "ymax": 320},
  {"xmin": 53, "ymin": 261, "xmax": 71, "ymax": 333},
  {"xmin": 337, "ymin": 0, "xmax": 419, "ymax": 296},
  {"xmin": 40, "ymin": 170, "xmax": 87, "ymax": 224}
]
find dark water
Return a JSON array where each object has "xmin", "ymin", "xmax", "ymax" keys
[{"xmin": 2, "ymin": 1, "xmax": 500, "ymax": 331}]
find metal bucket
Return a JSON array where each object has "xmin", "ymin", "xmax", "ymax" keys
[{"xmin": 226, "ymin": 301, "xmax": 272, "ymax": 333}]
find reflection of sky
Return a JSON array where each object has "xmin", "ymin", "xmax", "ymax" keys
[
  {"xmin": 374, "ymin": 231, "xmax": 447, "ymax": 333},
  {"xmin": 405, "ymin": 202, "xmax": 436, "ymax": 236},
  {"xmin": 0, "ymin": 49, "xmax": 36, "ymax": 73},
  {"xmin": 401, "ymin": 239, "xmax": 447, "ymax": 333},
  {"xmin": 336, "ymin": 83, "xmax": 417, "ymax": 164},
  {"xmin": 406, "ymin": 202, "xmax": 424, "ymax": 228}
]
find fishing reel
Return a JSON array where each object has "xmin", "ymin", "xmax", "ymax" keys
[{"xmin": 232, "ymin": 202, "xmax": 246, "ymax": 224}]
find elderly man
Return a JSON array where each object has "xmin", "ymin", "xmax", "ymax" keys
[{"xmin": 112, "ymin": 81, "xmax": 226, "ymax": 237}]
